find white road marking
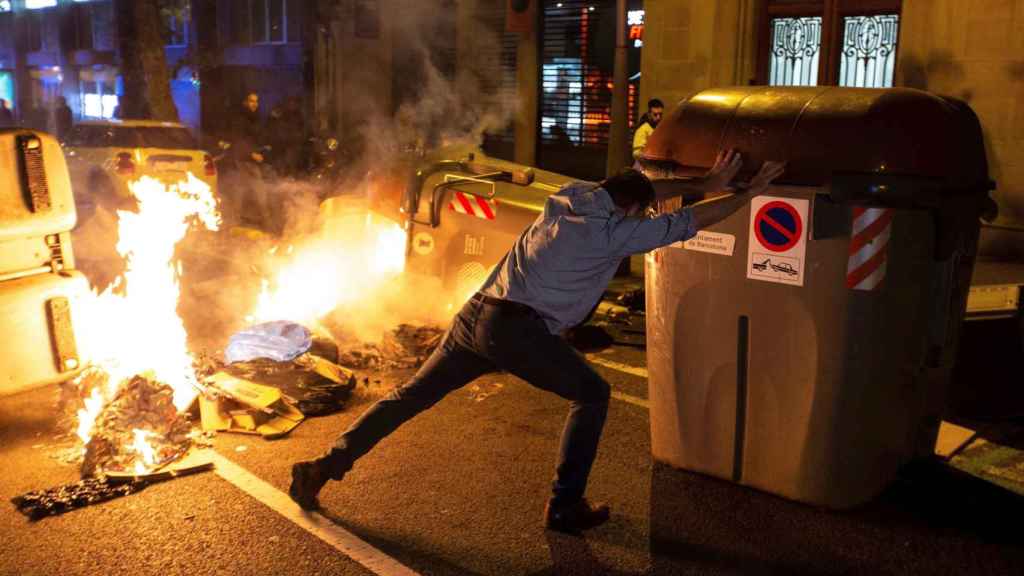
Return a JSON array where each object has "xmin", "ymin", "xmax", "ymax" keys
[
  {"xmin": 586, "ymin": 354, "xmax": 648, "ymax": 379},
  {"xmin": 211, "ymin": 453, "xmax": 420, "ymax": 576},
  {"xmin": 585, "ymin": 355, "xmax": 650, "ymax": 409},
  {"xmin": 610, "ymin": 390, "xmax": 650, "ymax": 409}
]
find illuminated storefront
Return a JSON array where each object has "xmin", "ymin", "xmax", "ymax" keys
[{"xmin": 78, "ymin": 66, "xmax": 119, "ymax": 119}]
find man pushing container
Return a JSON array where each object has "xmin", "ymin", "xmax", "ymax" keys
[{"xmin": 290, "ymin": 150, "xmax": 786, "ymax": 534}]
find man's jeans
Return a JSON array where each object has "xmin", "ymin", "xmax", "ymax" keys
[{"xmin": 328, "ymin": 294, "xmax": 611, "ymax": 505}]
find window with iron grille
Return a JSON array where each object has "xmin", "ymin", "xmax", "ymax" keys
[
  {"xmin": 230, "ymin": 0, "xmax": 301, "ymax": 45},
  {"xmin": 758, "ymin": 0, "xmax": 901, "ymax": 88}
]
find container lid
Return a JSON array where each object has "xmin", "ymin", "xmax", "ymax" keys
[{"xmin": 641, "ymin": 86, "xmax": 989, "ymax": 192}]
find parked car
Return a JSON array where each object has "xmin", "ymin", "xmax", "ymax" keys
[
  {"xmin": 63, "ymin": 120, "xmax": 217, "ymax": 290},
  {"xmin": 64, "ymin": 119, "xmax": 217, "ymax": 210}
]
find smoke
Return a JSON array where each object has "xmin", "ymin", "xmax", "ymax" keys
[
  {"xmin": 185, "ymin": 1, "xmax": 522, "ymax": 354},
  {"xmin": 352, "ymin": 0, "xmax": 518, "ymax": 165}
]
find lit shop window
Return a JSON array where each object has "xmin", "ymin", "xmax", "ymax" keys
[
  {"xmin": 0, "ymin": 72, "xmax": 14, "ymax": 108},
  {"xmin": 82, "ymin": 93, "xmax": 118, "ymax": 119},
  {"xmin": 26, "ymin": 0, "xmax": 58, "ymax": 9},
  {"xmin": 0, "ymin": 1, "xmax": 11, "ymax": 13}
]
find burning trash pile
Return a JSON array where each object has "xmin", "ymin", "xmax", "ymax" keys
[
  {"xmin": 14, "ymin": 175, "xmax": 447, "ymax": 521},
  {"xmin": 197, "ymin": 321, "xmax": 355, "ymax": 436},
  {"xmin": 77, "ymin": 369, "xmax": 196, "ymax": 477},
  {"xmin": 14, "ymin": 175, "xmax": 220, "ymax": 520}
]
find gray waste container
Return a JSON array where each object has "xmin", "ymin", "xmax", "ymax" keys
[{"xmin": 640, "ymin": 87, "xmax": 995, "ymax": 509}]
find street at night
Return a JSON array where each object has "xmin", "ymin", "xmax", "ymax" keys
[
  {"xmin": 5, "ymin": 331, "xmax": 1024, "ymax": 575},
  {"xmin": 4, "ymin": 0, "xmax": 1024, "ymax": 574}
]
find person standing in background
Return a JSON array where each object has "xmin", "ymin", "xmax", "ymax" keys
[
  {"xmin": 632, "ymin": 98, "xmax": 664, "ymax": 160},
  {"xmin": 0, "ymin": 99, "xmax": 14, "ymax": 127},
  {"xmin": 56, "ymin": 97, "xmax": 73, "ymax": 140}
]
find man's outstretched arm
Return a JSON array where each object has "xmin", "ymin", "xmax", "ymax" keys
[
  {"xmin": 689, "ymin": 161, "xmax": 786, "ymax": 230},
  {"xmin": 616, "ymin": 160, "xmax": 785, "ymax": 256},
  {"xmin": 649, "ymin": 149, "xmax": 744, "ymax": 202}
]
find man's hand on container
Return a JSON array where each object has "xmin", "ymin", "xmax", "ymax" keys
[
  {"xmin": 688, "ymin": 160, "xmax": 786, "ymax": 230},
  {"xmin": 746, "ymin": 161, "xmax": 786, "ymax": 196},
  {"xmin": 703, "ymin": 149, "xmax": 743, "ymax": 194}
]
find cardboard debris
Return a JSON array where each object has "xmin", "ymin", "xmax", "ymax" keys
[
  {"xmin": 221, "ymin": 352, "xmax": 355, "ymax": 416},
  {"xmin": 199, "ymin": 372, "xmax": 304, "ymax": 439},
  {"xmin": 301, "ymin": 353, "xmax": 354, "ymax": 384},
  {"xmin": 934, "ymin": 420, "xmax": 977, "ymax": 460}
]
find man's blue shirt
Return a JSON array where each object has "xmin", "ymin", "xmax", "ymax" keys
[{"xmin": 480, "ymin": 181, "xmax": 697, "ymax": 335}]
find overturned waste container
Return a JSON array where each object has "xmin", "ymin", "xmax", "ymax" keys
[{"xmin": 641, "ymin": 86, "xmax": 995, "ymax": 509}]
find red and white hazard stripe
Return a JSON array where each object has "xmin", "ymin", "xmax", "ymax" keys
[
  {"xmin": 448, "ymin": 190, "xmax": 497, "ymax": 220},
  {"xmin": 846, "ymin": 207, "xmax": 894, "ymax": 291}
]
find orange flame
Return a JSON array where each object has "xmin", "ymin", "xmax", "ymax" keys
[
  {"xmin": 130, "ymin": 428, "xmax": 158, "ymax": 475},
  {"xmin": 247, "ymin": 198, "xmax": 407, "ymax": 329},
  {"xmin": 74, "ymin": 173, "xmax": 219, "ymax": 445}
]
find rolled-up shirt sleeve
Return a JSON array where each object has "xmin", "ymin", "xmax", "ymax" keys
[{"xmin": 614, "ymin": 207, "xmax": 698, "ymax": 256}]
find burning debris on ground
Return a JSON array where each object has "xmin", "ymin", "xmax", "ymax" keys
[
  {"xmin": 78, "ymin": 372, "xmax": 197, "ymax": 478},
  {"xmin": 14, "ymin": 150, "xmax": 454, "ymax": 521},
  {"xmin": 336, "ymin": 324, "xmax": 444, "ymax": 371}
]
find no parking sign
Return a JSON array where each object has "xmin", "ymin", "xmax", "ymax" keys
[{"xmin": 747, "ymin": 195, "xmax": 809, "ymax": 286}]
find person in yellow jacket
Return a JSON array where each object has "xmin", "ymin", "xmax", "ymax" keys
[{"xmin": 632, "ymin": 98, "xmax": 664, "ymax": 160}]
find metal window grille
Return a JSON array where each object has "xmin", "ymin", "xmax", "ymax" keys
[
  {"xmin": 838, "ymin": 14, "xmax": 899, "ymax": 88},
  {"xmin": 540, "ymin": 0, "xmax": 613, "ymax": 148},
  {"xmin": 768, "ymin": 16, "xmax": 822, "ymax": 86}
]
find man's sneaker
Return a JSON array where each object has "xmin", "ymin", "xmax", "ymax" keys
[
  {"xmin": 543, "ymin": 498, "xmax": 610, "ymax": 534},
  {"xmin": 289, "ymin": 459, "xmax": 330, "ymax": 511}
]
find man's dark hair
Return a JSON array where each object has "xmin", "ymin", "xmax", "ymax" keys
[
  {"xmin": 601, "ymin": 168, "xmax": 655, "ymax": 211},
  {"xmin": 647, "ymin": 98, "xmax": 664, "ymax": 109}
]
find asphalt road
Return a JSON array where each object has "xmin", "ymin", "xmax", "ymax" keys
[{"xmin": 3, "ymin": 342, "xmax": 1024, "ymax": 576}]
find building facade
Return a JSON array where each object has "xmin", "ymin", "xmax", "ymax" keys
[
  {"xmin": 2, "ymin": 0, "xmax": 1020, "ymax": 252},
  {"xmin": 636, "ymin": 0, "xmax": 1023, "ymax": 256},
  {"xmin": 0, "ymin": 0, "xmax": 316, "ymax": 137}
]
